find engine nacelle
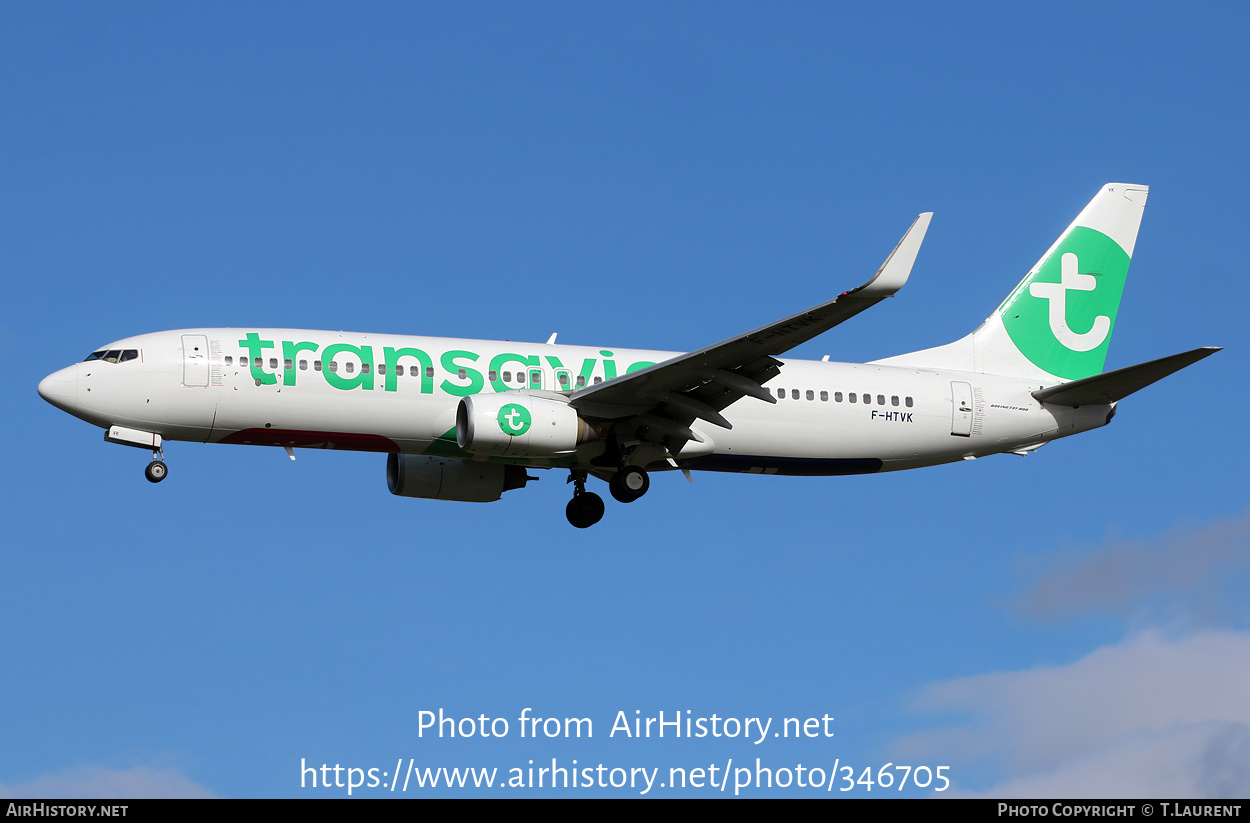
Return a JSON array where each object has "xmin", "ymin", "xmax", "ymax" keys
[
  {"xmin": 456, "ymin": 392, "xmax": 599, "ymax": 457},
  {"xmin": 386, "ymin": 453, "xmax": 532, "ymax": 502}
]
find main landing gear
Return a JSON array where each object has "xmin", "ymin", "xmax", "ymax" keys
[
  {"xmin": 609, "ymin": 465, "xmax": 649, "ymax": 503},
  {"xmin": 565, "ymin": 471, "xmax": 604, "ymax": 529},
  {"xmin": 565, "ymin": 465, "xmax": 651, "ymax": 528},
  {"xmin": 145, "ymin": 448, "xmax": 168, "ymax": 484}
]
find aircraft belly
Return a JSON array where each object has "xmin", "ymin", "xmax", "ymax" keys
[
  {"xmin": 209, "ymin": 381, "xmax": 453, "ymax": 453},
  {"xmin": 680, "ymin": 453, "xmax": 885, "ymax": 476}
]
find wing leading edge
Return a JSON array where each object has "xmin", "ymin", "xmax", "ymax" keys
[{"xmin": 569, "ymin": 212, "xmax": 933, "ymax": 433}]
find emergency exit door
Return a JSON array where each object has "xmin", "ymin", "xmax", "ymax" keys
[
  {"xmin": 182, "ymin": 334, "xmax": 209, "ymax": 387},
  {"xmin": 951, "ymin": 381, "xmax": 973, "ymax": 437}
]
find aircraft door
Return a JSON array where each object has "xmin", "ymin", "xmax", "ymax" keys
[
  {"xmin": 951, "ymin": 381, "xmax": 973, "ymax": 437},
  {"xmin": 182, "ymin": 334, "xmax": 210, "ymax": 387}
]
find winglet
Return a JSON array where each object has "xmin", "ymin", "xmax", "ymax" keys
[{"xmin": 854, "ymin": 212, "xmax": 932, "ymax": 297}]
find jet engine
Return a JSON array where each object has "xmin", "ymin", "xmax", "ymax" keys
[
  {"xmin": 386, "ymin": 454, "xmax": 533, "ymax": 502},
  {"xmin": 456, "ymin": 393, "xmax": 600, "ymax": 457}
]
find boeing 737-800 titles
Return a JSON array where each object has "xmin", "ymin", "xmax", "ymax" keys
[{"xmin": 38, "ymin": 184, "xmax": 1219, "ymax": 527}]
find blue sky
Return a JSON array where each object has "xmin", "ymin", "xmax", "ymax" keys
[{"xmin": 3, "ymin": 2, "xmax": 1248, "ymax": 798}]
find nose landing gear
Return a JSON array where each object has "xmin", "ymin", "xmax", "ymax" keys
[{"xmin": 145, "ymin": 449, "xmax": 168, "ymax": 484}]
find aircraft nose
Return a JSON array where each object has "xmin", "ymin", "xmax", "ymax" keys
[{"xmin": 38, "ymin": 365, "xmax": 78, "ymax": 412}]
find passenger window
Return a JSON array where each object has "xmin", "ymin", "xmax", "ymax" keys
[
  {"xmin": 224, "ymin": 356, "xmax": 233, "ymax": 366},
  {"xmin": 241, "ymin": 357, "xmax": 249, "ymax": 367},
  {"xmin": 503, "ymin": 371, "xmax": 511, "ymax": 382},
  {"xmin": 299, "ymin": 360, "xmax": 307, "ymax": 370},
  {"xmin": 529, "ymin": 369, "xmax": 541, "ymax": 388},
  {"xmin": 328, "ymin": 361, "xmax": 338, "ymax": 372},
  {"xmin": 396, "ymin": 365, "xmax": 405, "ymax": 376},
  {"xmin": 284, "ymin": 359, "xmax": 293, "ymax": 370},
  {"xmin": 777, "ymin": 388, "xmax": 785, "ymax": 398},
  {"xmin": 457, "ymin": 368, "xmax": 466, "ymax": 380},
  {"xmin": 877, "ymin": 395, "xmax": 885, "ymax": 405},
  {"xmin": 488, "ymin": 370, "xmax": 498, "ymax": 382},
  {"xmin": 269, "ymin": 358, "xmax": 278, "ymax": 370},
  {"xmin": 346, "ymin": 362, "xmax": 355, "ymax": 374},
  {"xmin": 820, "ymin": 391, "xmax": 828, "ymax": 401},
  {"xmin": 849, "ymin": 393, "xmax": 857, "ymax": 403},
  {"xmin": 558, "ymin": 372, "xmax": 570, "ymax": 387},
  {"xmin": 361, "ymin": 363, "xmax": 370, "ymax": 374},
  {"xmin": 425, "ymin": 367, "xmax": 435, "ymax": 378},
  {"xmin": 806, "ymin": 390, "xmax": 814, "ymax": 401},
  {"xmin": 576, "ymin": 375, "xmax": 586, "ymax": 388},
  {"xmin": 891, "ymin": 395, "xmax": 899, "ymax": 406},
  {"xmin": 314, "ymin": 360, "xmax": 322, "ymax": 371},
  {"xmin": 376, "ymin": 364, "xmax": 385, "ymax": 375},
  {"xmin": 594, "ymin": 376, "xmax": 602, "ymax": 384},
  {"xmin": 791, "ymin": 389, "xmax": 800, "ymax": 399},
  {"xmin": 905, "ymin": 397, "xmax": 914, "ymax": 408},
  {"xmin": 834, "ymin": 392, "xmax": 843, "ymax": 402}
]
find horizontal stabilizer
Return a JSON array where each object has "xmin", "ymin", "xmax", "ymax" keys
[{"xmin": 1032, "ymin": 347, "xmax": 1220, "ymax": 407}]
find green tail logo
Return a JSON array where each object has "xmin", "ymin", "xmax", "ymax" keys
[{"xmin": 999, "ymin": 226, "xmax": 1131, "ymax": 380}]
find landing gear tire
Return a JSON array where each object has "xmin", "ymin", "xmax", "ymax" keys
[
  {"xmin": 565, "ymin": 492, "xmax": 605, "ymax": 529},
  {"xmin": 609, "ymin": 465, "xmax": 649, "ymax": 503},
  {"xmin": 145, "ymin": 461, "xmax": 168, "ymax": 484}
]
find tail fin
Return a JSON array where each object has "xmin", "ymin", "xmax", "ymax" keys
[{"xmin": 875, "ymin": 183, "xmax": 1149, "ymax": 381}]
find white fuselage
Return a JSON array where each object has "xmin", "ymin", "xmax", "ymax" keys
[{"xmin": 38, "ymin": 328, "xmax": 1111, "ymax": 476}]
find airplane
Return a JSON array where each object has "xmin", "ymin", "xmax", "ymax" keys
[{"xmin": 38, "ymin": 183, "xmax": 1219, "ymax": 528}]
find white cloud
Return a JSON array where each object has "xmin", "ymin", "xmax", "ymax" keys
[
  {"xmin": 0, "ymin": 765, "xmax": 215, "ymax": 799},
  {"xmin": 953, "ymin": 722, "xmax": 1250, "ymax": 798},
  {"xmin": 1018, "ymin": 510, "xmax": 1250, "ymax": 623},
  {"xmin": 897, "ymin": 631, "xmax": 1250, "ymax": 798}
]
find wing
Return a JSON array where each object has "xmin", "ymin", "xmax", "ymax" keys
[{"xmin": 569, "ymin": 212, "xmax": 933, "ymax": 443}]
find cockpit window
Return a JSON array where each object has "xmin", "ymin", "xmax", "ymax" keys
[{"xmin": 83, "ymin": 349, "xmax": 138, "ymax": 363}]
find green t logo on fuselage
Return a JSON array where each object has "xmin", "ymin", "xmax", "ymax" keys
[
  {"xmin": 498, "ymin": 403, "xmax": 532, "ymax": 436},
  {"xmin": 999, "ymin": 226, "xmax": 1131, "ymax": 380}
]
